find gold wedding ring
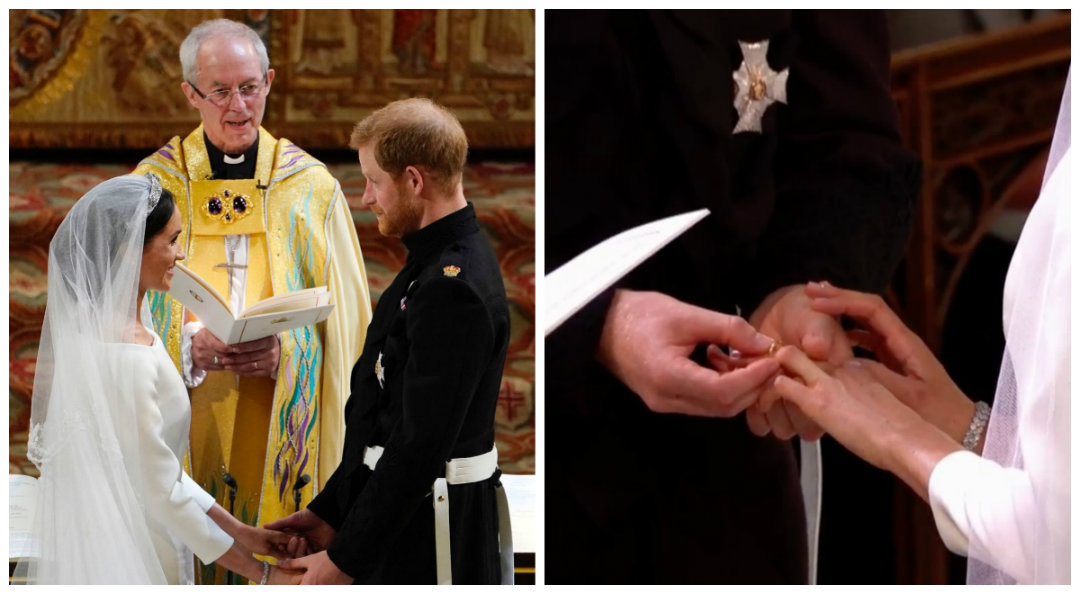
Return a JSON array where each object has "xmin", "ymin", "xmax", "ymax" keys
[{"xmin": 767, "ymin": 340, "xmax": 781, "ymax": 357}]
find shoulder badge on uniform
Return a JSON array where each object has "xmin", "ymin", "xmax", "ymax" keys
[{"xmin": 443, "ymin": 265, "xmax": 461, "ymax": 277}]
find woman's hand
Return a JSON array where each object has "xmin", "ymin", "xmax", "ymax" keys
[
  {"xmin": 236, "ymin": 524, "xmax": 294, "ymax": 559},
  {"xmin": 768, "ymin": 346, "xmax": 961, "ymax": 500},
  {"xmin": 805, "ymin": 282, "xmax": 976, "ymax": 444}
]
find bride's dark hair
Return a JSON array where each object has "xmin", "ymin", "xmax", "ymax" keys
[{"xmin": 144, "ymin": 188, "xmax": 176, "ymax": 245}]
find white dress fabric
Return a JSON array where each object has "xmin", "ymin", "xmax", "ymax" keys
[
  {"xmin": 110, "ymin": 333, "xmax": 234, "ymax": 584},
  {"xmin": 15, "ymin": 174, "xmax": 232, "ymax": 584},
  {"xmin": 927, "ymin": 71, "xmax": 1071, "ymax": 585}
]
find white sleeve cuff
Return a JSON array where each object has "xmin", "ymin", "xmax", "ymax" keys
[
  {"xmin": 163, "ymin": 473, "xmax": 234, "ymax": 564},
  {"xmin": 182, "ymin": 321, "xmax": 207, "ymax": 388},
  {"xmin": 181, "ymin": 472, "xmax": 217, "ymax": 512},
  {"xmin": 928, "ymin": 450, "xmax": 979, "ymax": 556}
]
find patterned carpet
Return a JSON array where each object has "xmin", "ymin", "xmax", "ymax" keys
[{"xmin": 8, "ymin": 158, "xmax": 535, "ymax": 476}]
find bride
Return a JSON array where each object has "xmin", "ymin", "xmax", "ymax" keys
[
  {"xmin": 766, "ymin": 72, "xmax": 1070, "ymax": 584},
  {"xmin": 15, "ymin": 174, "xmax": 301, "ymax": 584}
]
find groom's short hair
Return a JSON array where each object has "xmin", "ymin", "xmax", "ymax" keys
[{"xmin": 349, "ymin": 98, "xmax": 468, "ymax": 195}]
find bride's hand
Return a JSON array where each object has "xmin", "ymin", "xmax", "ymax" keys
[
  {"xmin": 804, "ymin": 282, "xmax": 975, "ymax": 443},
  {"xmin": 236, "ymin": 524, "xmax": 293, "ymax": 559}
]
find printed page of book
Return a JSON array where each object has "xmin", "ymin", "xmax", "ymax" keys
[
  {"xmin": 231, "ymin": 303, "xmax": 335, "ymax": 344},
  {"xmin": 241, "ymin": 286, "xmax": 330, "ymax": 318},
  {"xmin": 168, "ymin": 263, "xmax": 237, "ymax": 341},
  {"xmin": 544, "ymin": 209, "xmax": 710, "ymax": 335}
]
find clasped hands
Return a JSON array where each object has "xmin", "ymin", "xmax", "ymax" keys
[
  {"xmin": 598, "ymin": 282, "xmax": 973, "ymax": 451},
  {"xmin": 244, "ymin": 509, "xmax": 351, "ymax": 585}
]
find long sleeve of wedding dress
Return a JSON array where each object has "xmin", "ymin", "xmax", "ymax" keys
[
  {"xmin": 926, "ymin": 80, "xmax": 1071, "ymax": 584},
  {"xmin": 130, "ymin": 338, "xmax": 234, "ymax": 566}
]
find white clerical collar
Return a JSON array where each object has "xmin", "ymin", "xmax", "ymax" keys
[{"xmin": 223, "ymin": 153, "xmax": 245, "ymax": 165}]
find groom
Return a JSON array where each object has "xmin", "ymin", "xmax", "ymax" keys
[{"xmin": 268, "ymin": 98, "xmax": 511, "ymax": 585}]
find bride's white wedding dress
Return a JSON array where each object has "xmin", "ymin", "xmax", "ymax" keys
[
  {"xmin": 107, "ymin": 333, "xmax": 233, "ymax": 584},
  {"xmin": 927, "ymin": 71, "xmax": 1070, "ymax": 585},
  {"xmin": 16, "ymin": 174, "xmax": 236, "ymax": 584}
]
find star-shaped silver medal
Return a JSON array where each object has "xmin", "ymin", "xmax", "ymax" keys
[
  {"xmin": 375, "ymin": 351, "xmax": 386, "ymax": 388},
  {"xmin": 732, "ymin": 40, "xmax": 789, "ymax": 134}
]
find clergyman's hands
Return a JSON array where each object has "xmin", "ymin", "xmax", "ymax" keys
[
  {"xmin": 278, "ymin": 551, "xmax": 352, "ymax": 585},
  {"xmin": 597, "ymin": 289, "xmax": 780, "ymax": 417},
  {"xmin": 222, "ymin": 334, "xmax": 280, "ymax": 377},
  {"xmin": 746, "ymin": 284, "xmax": 852, "ymax": 440},
  {"xmin": 191, "ymin": 327, "xmax": 231, "ymax": 372},
  {"xmin": 263, "ymin": 508, "xmax": 336, "ymax": 559}
]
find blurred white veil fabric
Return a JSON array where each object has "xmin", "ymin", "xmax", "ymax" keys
[
  {"xmin": 14, "ymin": 174, "xmax": 168, "ymax": 583},
  {"xmin": 967, "ymin": 69, "xmax": 1071, "ymax": 584}
]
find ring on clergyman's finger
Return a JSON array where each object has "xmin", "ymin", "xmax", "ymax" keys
[
  {"xmin": 214, "ymin": 355, "xmax": 219, "ymax": 365},
  {"xmin": 253, "ymin": 361, "xmax": 259, "ymax": 370}
]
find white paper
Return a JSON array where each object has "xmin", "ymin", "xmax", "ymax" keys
[
  {"xmin": 168, "ymin": 263, "xmax": 334, "ymax": 344},
  {"xmin": 544, "ymin": 209, "xmax": 710, "ymax": 335},
  {"xmin": 500, "ymin": 473, "xmax": 535, "ymax": 554},
  {"xmin": 9, "ymin": 474, "xmax": 40, "ymax": 558}
]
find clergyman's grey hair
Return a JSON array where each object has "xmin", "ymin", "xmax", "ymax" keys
[{"xmin": 179, "ymin": 19, "xmax": 269, "ymax": 85}]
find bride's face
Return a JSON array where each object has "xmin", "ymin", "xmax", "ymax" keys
[{"xmin": 139, "ymin": 207, "xmax": 185, "ymax": 293}]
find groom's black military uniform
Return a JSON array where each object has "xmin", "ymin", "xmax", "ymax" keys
[
  {"xmin": 546, "ymin": 10, "xmax": 919, "ymax": 583},
  {"xmin": 308, "ymin": 204, "xmax": 510, "ymax": 584}
]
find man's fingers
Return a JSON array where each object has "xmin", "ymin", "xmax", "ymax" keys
[
  {"xmin": 745, "ymin": 406, "xmax": 771, "ymax": 437},
  {"xmin": 666, "ymin": 356, "xmax": 779, "ymax": 407},
  {"xmin": 227, "ymin": 335, "xmax": 277, "ymax": 354},
  {"xmin": 784, "ymin": 402, "xmax": 825, "ymax": 441},
  {"xmin": 764, "ymin": 399, "xmax": 797, "ymax": 439},
  {"xmin": 680, "ymin": 306, "xmax": 773, "ymax": 356},
  {"xmin": 277, "ymin": 557, "xmax": 301, "ymax": 570},
  {"xmin": 774, "ymin": 346, "xmax": 829, "ymax": 386}
]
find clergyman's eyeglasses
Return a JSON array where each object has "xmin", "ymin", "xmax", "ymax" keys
[{"xmin": 189, "ymin": 78, "xmax": 267, "ymax": 108}]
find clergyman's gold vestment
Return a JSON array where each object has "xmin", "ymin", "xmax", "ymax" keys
[{"xmin": 134, "ymin": 127, "xmax": 371, "ymax": 555}]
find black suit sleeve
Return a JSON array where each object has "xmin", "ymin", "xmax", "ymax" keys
[
  {"xmin": 323, "ymin": 277, "xmax": 495, "ymax": 580},
  {"xmin": 307, "ymin": 457, "xmax": 347, "ymax": 528},
  {"xmin": 745, "ymin": 9, "xmax": 919, "ymax": 307}
]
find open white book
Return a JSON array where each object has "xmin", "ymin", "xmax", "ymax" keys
[
  {"xmin": 545, "ymin": 209, "xmax": 710, "ymax": 335},
  {"xmin": 10, "ymin": 474, "xmax": 39, "ymax": 559},
  {"xmin": 168, "ymin": 262, "xmax": 334, "ymax": 344}
]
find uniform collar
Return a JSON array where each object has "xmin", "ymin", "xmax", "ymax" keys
[{"xmin": 402, "ymin": 203, "xmax": 478, "ymax": 262}]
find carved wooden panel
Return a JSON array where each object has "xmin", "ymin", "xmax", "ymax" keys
[{"xmin": 9, "ymin": 9, "xmax": 534, "ymax": 150}]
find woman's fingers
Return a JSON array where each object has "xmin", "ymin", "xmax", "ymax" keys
[
  {"xmin": 774, "ymin": 345, "xmax": 829, "ymax": 386},
  {"xmin": 805, "ymin": 284, "xmax": 923, "ymax": 373}
]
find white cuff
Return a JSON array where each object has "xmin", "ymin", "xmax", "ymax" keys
[
  {"xmin": 182, "ymin": 472, "xmax": 217, "ymax": 512},
  {"xmin": 928, "ymin": 450, "xmax": 981, "ymax": 556},
  {"xmin": 182, "ymin": 321, "xmax": 208, "ymax": 388}
]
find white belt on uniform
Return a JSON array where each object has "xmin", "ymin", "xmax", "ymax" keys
[{"xmin": 362, "ymin": 444, "xmax": 514, "ymax": 585}]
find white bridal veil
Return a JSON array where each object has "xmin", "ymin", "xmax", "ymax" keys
[
  {"xmin": 15, "ymin": 174, "xmax": 169, "ymax": 583},
  {"xmin": 967, "ymin": 70, "xmax": 1071, "ymax": 584}
]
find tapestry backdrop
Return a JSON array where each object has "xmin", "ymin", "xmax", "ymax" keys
[{"xmin": 10, "ymin": 9, "xmax": 534, "ymax": 149}]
